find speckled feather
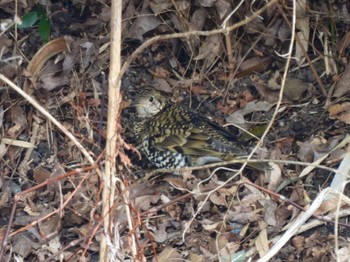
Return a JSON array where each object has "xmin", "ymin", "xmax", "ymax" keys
[{"xmin": 133, "ymin": 87, "xmax": 248, "ymax": 169}]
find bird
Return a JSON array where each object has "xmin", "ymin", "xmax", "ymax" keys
[{"xmin": 132, "ymin": 87, "xmax": 266, "ymax": 170}]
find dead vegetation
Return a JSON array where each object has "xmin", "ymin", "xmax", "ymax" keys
[{"xmin": 1, "ymin": 0, "xmax": 350, "ymax": 261}]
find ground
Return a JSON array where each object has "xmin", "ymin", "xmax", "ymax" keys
[{"xmin": 0, "ymin": 0, "xmax": 350, "ymax": 261}]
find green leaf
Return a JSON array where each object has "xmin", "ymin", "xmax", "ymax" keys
[
  {"xmin": 19, "ymin": 11, "xmax": 38, "ymax": 29},
  {"xmin": 38, "ymin": 17, "xmax": 51, "ymax": 42}
]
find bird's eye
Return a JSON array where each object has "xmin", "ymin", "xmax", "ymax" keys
[{"xmin": 149, "ymin": 96, "xmax": 154, "ymax": 102}]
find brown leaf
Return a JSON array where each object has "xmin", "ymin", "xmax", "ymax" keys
[
  {"xmin": 40, "ymin": 75, "xmax": 70, "ymax": 91},
  {"xmin": 151, "ymin": 78, "xmax": 173, "ymax": 93},
  {"xmin": 264, "ymin": 199, "xmax": 277, "ymax": 226},
  {"xmin": 194, "ymin": 34, "xmax": 222, "ymax": 70},
  {"xmin": 0, "ymin": 175, "xmax": 10, "ymax": 208},
  {"xmin": 190, "ymin": 8, "xmax": 206, "ymax": 30},
  {"xmin": 294, "ymin": 0, "xmax": 309, "ymax": 65},
  {"xmin": 23, "ymin": 37, "xmax": 71, "ymax": 93},
  {"xmin": 7, "ymin": 106, "xmax": 27, "ymax": 138},
  {"xmin": 209, "ymin": 192, "xmax": 228, "ymax": 207},
  {"xmin": 191, "ymin": 85, "xmax": 211, "ymax": 95},
  {"xmin": 135, "ymin": 194, "xmax": 161, "ymax": 211},
  {"xmin": 328, "ymin": 102, "xmax": 350, "ymax": 124},
  {"xmin": 12, "ymin": 233, "xmax": 41, "ymax": 258},
  {"xmin": 38, "ymin": 214, "xmax": 61, "ymax": 240},
  {"xmin": 155, "ymin": 246, "xmax": 182, "ymax": 262},
  {"xmin": 33, "ymin": 166, "xmax": 51, "ymax": 184},
  {"xmin": 283, "ymin": 77, "xmax": 312, "ymax": 101},
  {"xmin": 236, "ymin": 57, "xmax": 272, "ymax": 78},
  {"xmin": 152, "ymin": 222, "xmax": 168, "ymax": 243},
  {"xmin": 215, "ymin": 0, "xmax": 231, "ymax": 19},
  {"xmin": 292, "ymin": 235, "xmax": 305, "ymax": 254},
  {"xmin": 255, "ymin": 221, "xmax": 269, "ymax": 257},
  {"xmin": 127, "ymin": 6, "xmax": 161, "ymax": 40},
  {"xmin": 152, "ymin": 66, "xmax": 171, "ymax": 78},
  {"xmin": 338, "ymin": 31, "xmax": 350, "ymax": 55},
  {"xmin": 0, "ymin": 64, "xmax": 17, "ymax": 85},
  {"xmin": 333, "ymin": 63, "xmax": 350, "ymax": 97}
]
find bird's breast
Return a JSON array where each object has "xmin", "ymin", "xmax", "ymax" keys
[{"xmin": 140, "ymin": 136, "xmax": 188, "ymax": 169}]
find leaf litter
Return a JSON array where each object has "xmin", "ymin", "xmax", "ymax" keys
[{"xmin": 0, "ymin": 0, "xmax": 350, "ymax": 261}]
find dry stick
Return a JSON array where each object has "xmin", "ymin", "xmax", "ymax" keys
[
  {"xmin": 222, "ymin": 0, "xmax": 245, "ymax": 77},
  {"xmin": 101, "ymin": 0, "xmax": 137, "ymax": 261},
  {"xmin": 224, "ymin": 20, "xmax": 235, "ymax": 72}
]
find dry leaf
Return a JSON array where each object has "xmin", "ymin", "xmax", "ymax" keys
[
  {"xmin": 135, "ymin": 195, "xmax": 161, "ymax": 211},
  {"xmin": 255, "ymin": 221, "xmax": 269, "ymax": 257},
  {"xmin": 328, "ymin": 102, "xmax": 350, "ymax": 124},
  {"xmin": 194, "ymin": 34, "xmax": 222, "ymax": 70},
  {"xmin": 264, "ymin": 199, "xmax": 277, "ymax": 226},
  {"xmin": 155, "ymin": 246, "xmax": 182, "ymax": 262},
  {"xmin": 127, "ymin": 2, "xmax": 161, "ymax": 40},
  {"xmin": 333, "ymin": 63, "xmax": 350, "ymax": 97}
]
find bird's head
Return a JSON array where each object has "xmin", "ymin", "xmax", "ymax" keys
[{"xmin": 133, "ymin": 87, "xmax": 168, "ymax": 119}]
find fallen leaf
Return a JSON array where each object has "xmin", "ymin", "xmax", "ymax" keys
[
  {"xmin": 194, "ymin": 34, "xmax": 222, "ymax": 70},
  {"xmin": 155, "ymin": 246, "xmax": 182, "ymax": 262},
  {"xmin": 215, "ymin": 0, "xmax": 231, "ymax": 19},
  {"xmin": 328, "ymin": 102, "xmax": 350, "ymax": 124},
  {"xmin": 264, "ymin": 199, "xmax": 277, "ymax": 226},
  {"xmin": 210, "ymin": 191, "xmax": 228, "ymax": 207},
  {"xmin": 255, "ymin": 221, "xmax": 269, "ymax": 257},
  {"xmin": 127, "ymin": 4, "xmax": 161, "ymax": 40},
  {"xmin": 152, "ymin": 222, "xmax": 168, "ymax": 243},
  {"xmin": 40, "ymin": 75, "xmax": 69, "ymax": 91},
  {"xmin": 333, "ymin": 63, "xmax": 350, "ymax": 97},
  {"xmin": 135, "ymin": 195, "xmax": 161, "ymax": 211},
  {"xmin": 7, "ymin": 106, "xmax": 27, "ymax": 138},
  {"xmin": 236, "ymin": 57, "xmax": 272, "ymax": 78}
]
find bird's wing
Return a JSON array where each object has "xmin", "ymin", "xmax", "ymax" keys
[
  {"xmin": 182, "ymin": 125, "xmax": 248, "ymax": 156},
  {"xmin": 150, "ymin": 115, "xmax": 247, "ymax": 156}
]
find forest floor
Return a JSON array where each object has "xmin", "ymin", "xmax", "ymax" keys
[{"xmin": 1, "ymin": 0, "xmax": 350, "ymax": 261}]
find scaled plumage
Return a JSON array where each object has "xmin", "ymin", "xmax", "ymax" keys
[{"xmin": 133, "ymin": 87, "xmax": 252, "ymax": 169}]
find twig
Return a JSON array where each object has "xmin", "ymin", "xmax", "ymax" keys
[{"xmin": 101, "ymin": 0, "xmax": 137, "ymax": 260}]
